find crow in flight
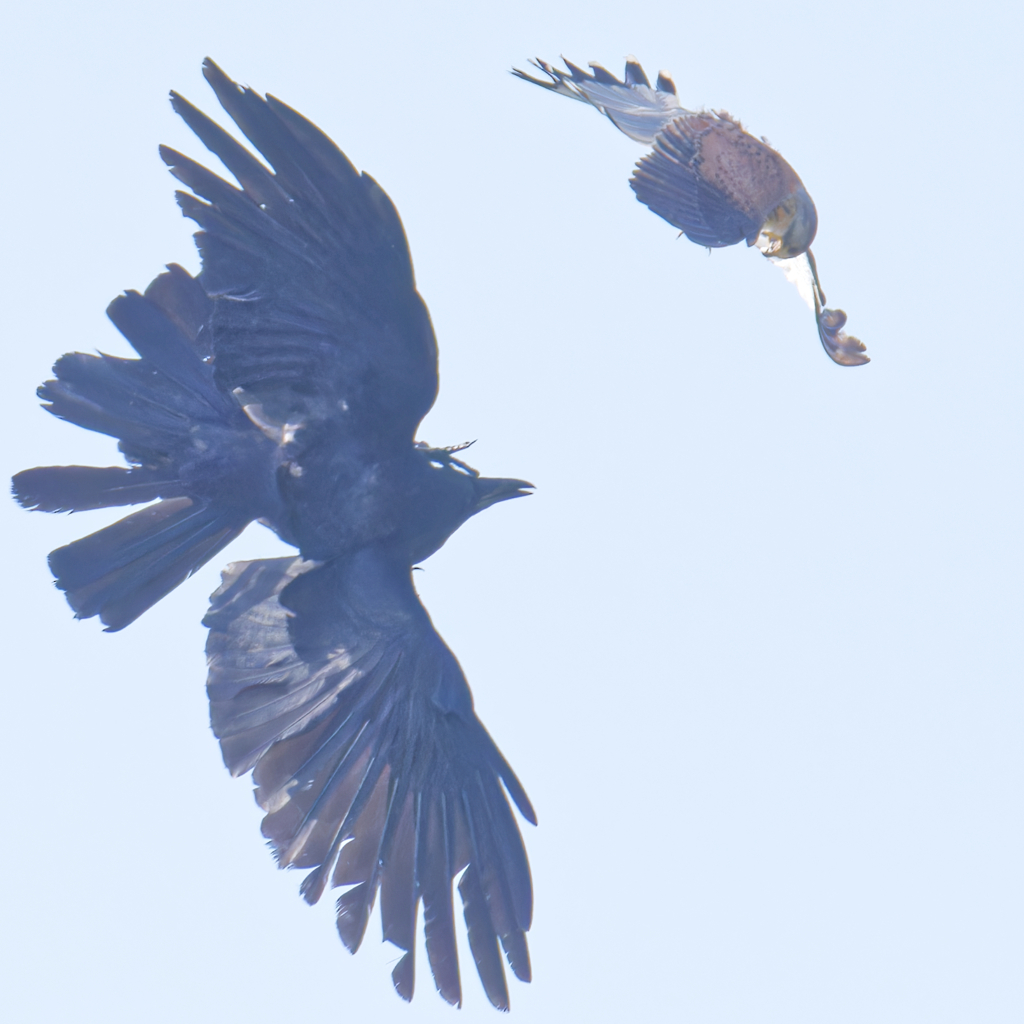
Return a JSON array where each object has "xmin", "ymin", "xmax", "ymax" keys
[
  {"xmin": 514, "ymin": 57, "xmax": 868, "ymax": 367},
  {"xmin": 13, "ymin": 59, "xmax": 535, "ymax": 1010}
]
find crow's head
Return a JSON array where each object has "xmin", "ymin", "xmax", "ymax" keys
[{"xmin": 406, "ymin": 444, "xmax": 533, "ymax": 564}]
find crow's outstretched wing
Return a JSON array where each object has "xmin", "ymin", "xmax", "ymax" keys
[
  {"xmin": 163, "ymin": 59, "xmax": 438, "ymax": 454},
  {"xmin": 204, "ymin": 552, "xmax": 535, "ymax": 1009}
]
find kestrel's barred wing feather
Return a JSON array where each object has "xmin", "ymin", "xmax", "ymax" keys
[
  {"xmin": 204, "ymin": 552, "xmax": 535, "ymax": 1009},
  {"xmin": 163, "ymin": 58, "xmax": 439, "ymax": 450},
  {"xmin": 512, "ymin": 57, "xmax": 686, "ymax": 144},
  {"xmin": 630, "ymin": 116, "xmax": 764, "ymax": 249},
  {"xmin": 515, "ymin": 57, "xmax": 756, "ymax": 247}
]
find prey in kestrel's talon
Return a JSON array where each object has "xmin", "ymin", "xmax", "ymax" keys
[{"xmin": 514, "ymin": 56, "xmax": 868, "ymax": 366}]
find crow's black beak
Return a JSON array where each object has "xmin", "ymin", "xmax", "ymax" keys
[{"xmin": 473, "ymin": 477, "xmax": 534, "ymax": 512}]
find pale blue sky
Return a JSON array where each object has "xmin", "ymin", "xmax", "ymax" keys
[{"xmin": 3, "ymin": 1, "xmax": 1022, "ymax": 1021}]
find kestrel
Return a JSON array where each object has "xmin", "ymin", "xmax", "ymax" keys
[{"xmin": 515, "ymin": 57, "xmax": 868, "ymax": 366}]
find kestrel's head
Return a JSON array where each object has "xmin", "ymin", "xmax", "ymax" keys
[{"xmin": 753, "ymin": 185, "xmax": 818, "ymax": 259}]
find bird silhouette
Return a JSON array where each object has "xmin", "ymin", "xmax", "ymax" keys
[
  {"xmin": 13, "ymin": 59, "xmax": 535, "ymax": 1010},
  {"xmin": 514, "ymin": 56, "xmax": 868, "ymax": 366}
]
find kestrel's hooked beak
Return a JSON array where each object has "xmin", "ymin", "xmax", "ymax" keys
[{"xmin": 752, "ymin": 186, "xmax": 818, "ymax": 259}]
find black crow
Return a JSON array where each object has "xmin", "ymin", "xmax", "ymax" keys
[{"xmin": 13, "ymin": 59, "xmax": 535, "ymax": 1010}]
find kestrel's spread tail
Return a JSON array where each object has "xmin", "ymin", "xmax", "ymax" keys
[
  {"xmin": 514, "ymin": 57, "xmax": 868, "ymax": 366},
  {"xmin": 513, "ymin": 56, "xmax": 686, "ymax": 144}
]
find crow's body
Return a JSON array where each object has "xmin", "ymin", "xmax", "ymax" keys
[{"xmin": 13, "ymin": 60, "xmax": 534, "ymax": 1010}]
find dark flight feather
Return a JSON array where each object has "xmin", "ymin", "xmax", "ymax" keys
[
  {"xmin": 205, "ymin": 553, "xmax": 534, "ymax": 1008},
  {"xmin": 12, "ymin": 465, "xmax": 179, "ymax": 513},
  {"xmin": 49, "ymin": 497, "xmax": 247, "ymax": 630},
  {"xmin": 164, "ymin": 59, "xmax": 438, "ymax": 447}
]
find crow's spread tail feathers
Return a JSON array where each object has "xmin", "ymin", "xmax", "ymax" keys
[
  {"xmin": 12, "ymin": 464, "xmax": 183, "ymax": 514},
  {"xmin": 48, "ymin": 497, "xmax": 247, "ymax": 631},
  {"xmin": 13, "ymin": 264, "xmax": 271, "ymax": 627},
  {"xmin": 30, "ymin": 267, "xmax": 234, "ymax": 465},
  {"xmin": 205, "ymin": 554, "xmax": 535, "ymax": 1010}
]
